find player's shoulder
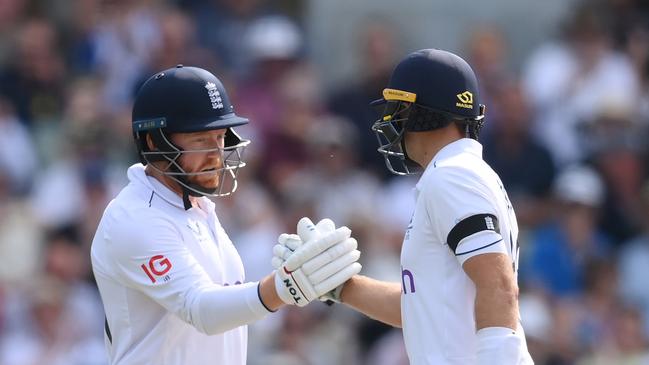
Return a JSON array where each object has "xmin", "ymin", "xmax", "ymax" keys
[
  {"xmin": 421, "ymin": 156, "xmax": 490, "ymax": 191},
  {"xmin": 101, "ymin": 185, "xmax": 180, "ymax": 245},
  {"xmin": 104, "ymin": 183, "xmax": 161, "ymax": 222}
]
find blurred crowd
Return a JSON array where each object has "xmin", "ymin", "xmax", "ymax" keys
[{"xmin": 0, "ymin": 0, "xmax": 648, "ymax": 364}]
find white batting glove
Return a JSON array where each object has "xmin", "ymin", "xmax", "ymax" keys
[
  {"xmin": 273, "ymin": 218, "xmax": 361, "ymax": 306},
  {"xmin": 299, "ymin": 218, "xmax": 351, "ymax": 303},
  {"xmin": 272, "ymin": 218, "xmax": 360, "ymax": 303}
]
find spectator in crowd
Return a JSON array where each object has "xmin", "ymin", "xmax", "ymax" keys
[
  {"xmin": 0, "ymin": 97, "xmax": 38, "ymax": 195},
  {"xmin": 191, "ymin": 0, "xmax": 271, "ymax": 78},
  {"xmin": 0, "ymin": 17, "xmax": 66, "ymax": 127},
  {"xmin": 522, "ymin": 3, "xmax": 639, "ymax": 166},
  {"xmin": 234, "ymin": 14, "xmax": 304, "ymax": 154},
  {"xmin": 482, "ymin": 80, "xmax": 556, "ymax": 228},
  {"xmin": 0, "ymin": 0, "xmax": 27, "ymax": 68},
  {"xmin": 522, "ymin": 165, "xmax": 611, "ymax": 297},
  {"xmin": 0, "ymin": 276, "xmax": 105, "ymax": 365},
  {"xmin": 576, "ymin": 305, "xmax": 649, "ymax": 364},
  {"xmin": 584, "ymin": 104, "xmax": 647, "ymax": 243},
  {"xmin": 328, "ymin": 19, "xmax": 401, "ymax": 178},
  {"xmin": 135, "ymin": 7, "xmax": 219, "ymax": 95},
  {"xmin": 618, "ymin": 181, "xmax": 649, "ymax": 338},
  {"xmin": 91, "ymin": 1, "xmax": 162, "ymax": 109},
  {"xmin": 465, "ymin": 24, "xmax": 513, "ymax": 131}
]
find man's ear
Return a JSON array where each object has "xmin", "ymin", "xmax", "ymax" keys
[{"xmin": 145, "ymin": 133, "xmax": 157, "ymax": 151}]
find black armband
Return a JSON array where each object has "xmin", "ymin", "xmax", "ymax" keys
[{"xmin": 447, "ymin": 214, "xmax": 499, "ymax": 253}]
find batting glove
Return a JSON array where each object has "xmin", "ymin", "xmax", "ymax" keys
[
  {"xmin": 272, "ymin": 218, "xmax": 360, "ymax": 304},
  {"xmin": 273, "ymin": 218, "xmax": 361, "ymax": 306}
]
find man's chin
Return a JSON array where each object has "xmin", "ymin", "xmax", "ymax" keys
[{"xmin": 194, "ymin": 178, "xmax": 219, "ymax": 191}]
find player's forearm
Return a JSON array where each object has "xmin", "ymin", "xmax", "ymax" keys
[
  {"xmin": 340, "ymin": 275, "xmax": 402, "ymax": 328},
  {"xmin": 192, "ymin": 282, "xmax": 272, "ymax": 335},
  {"xmin": 464, "ymin": 253, "xmax": 519, "ymax": 330},
  {"xmin": 473, "ymin": 281, "xmax": 524, "ymax": 365},
  {"xmin": 474, "ymin": 281, "xmax": 519, "ymax": 330},
  {"xmin": 464, "ymin": 253, "xmax": 526, "ymax": 364}
]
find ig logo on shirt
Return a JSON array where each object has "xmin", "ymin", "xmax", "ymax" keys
[{"xmin": 141, "ymin": 255, "xmax": 172, "ymax": 283}]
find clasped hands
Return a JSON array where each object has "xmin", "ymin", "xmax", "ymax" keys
[{"xmin": 272, "ymin": 217, "xmax": 361, "ymax": 306}]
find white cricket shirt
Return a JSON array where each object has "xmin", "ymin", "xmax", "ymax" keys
[
  {"xmin": 400, "ymin": 139, "xmax": 533, "ymax": 364},
  {"xmin": 91, "ymin": 164, "xmax": 271, "ymax": 365}
]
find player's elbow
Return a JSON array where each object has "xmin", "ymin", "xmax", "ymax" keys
[
  {"xmin": 477, "ymin": 271, "xmax": 519, "ymax": 308},
  {"xmin": 494, "ymin": 272, "xmax": 519, "ymax": 303},
  {"xmin": 499, "ymin": 283, "xmax": 519, "ymax": 311},
  {"xmin": 474, "ymin": 274, "xmax": 520, "ymax": 330},
  {"xmin": 188, "ymin": 283, "xmax": 270, "ymax": 336},
  {"xmin": 182, "ymin": 288, "xmax": 223, "ymax": 336}
]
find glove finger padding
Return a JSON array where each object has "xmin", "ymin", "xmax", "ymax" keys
[
  {"xmin": 313, "ymin": 262, "xmax": 362, "ymax": 295},
  {"xmin": 308, "ymin": 249, "xmax": 361, "ymax": 285},
  {"xmin": 297, "ymin": 217, "xmax": 318, "ymax": 243},
  {"xmin": 284, "ymin": 227, "xmax": 351, "ymax": 272},
  {"xmin": 315, "ymin": 218, "xmax": 336, "ymax": 233},
  {"xmin": 271, "ymin": 256, "xmax": 283, "ymax": 270},
  {"xmin": 273, "ymin": 244, "xmax": 293, "ymax": 261},
  {"xmin": 273, "ymin": 234, "xmax": 303, "ymax": 270},
  {"xmin": 300, "ymin": 238, "xmax": 358, "ymax": 275},
  {"xmin": 278, "ymin": 233, "xmax": 302, "ymax": 251}
]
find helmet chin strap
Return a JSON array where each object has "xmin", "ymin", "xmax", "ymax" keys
[
  {"xmin": 182, "ymin": 189, "xmax": 192, "ymax": 210},
  {"xmin": 167, "ymin": 171, "xmax": 217, "ymax": 210},
  {"xmin": 399, "ymin": 128, "xmax": 423, "ymax": 174}
]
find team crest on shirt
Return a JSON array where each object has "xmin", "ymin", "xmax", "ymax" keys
[
  {"xmin": 187, "ymin": 219, "xmax": 212, "ymax": 244},
  {"xmin": 187, "ymin": 220, "xmax": 202, "ymax": 235}
]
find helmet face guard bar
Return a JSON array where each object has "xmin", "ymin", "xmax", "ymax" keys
[
  {"xmin": 372, "ymin": 101, "xmax": 419, "ymax": 176},
  {"xmin": 136, "ymin": 126, "xmax": 250, "ymax": 198}
]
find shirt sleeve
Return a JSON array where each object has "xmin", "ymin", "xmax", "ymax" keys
[
  {"xmin": 423, "ymin": 168, "xmax": 508, "ymax": 266},
  {"xmin": 104, "ymin": 208, "xmax": 271, "ymax": 335}
]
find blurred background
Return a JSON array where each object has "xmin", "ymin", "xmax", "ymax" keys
[{"xmin": 0, "ymin": 0, "xmax": 648, "ymax": 364}]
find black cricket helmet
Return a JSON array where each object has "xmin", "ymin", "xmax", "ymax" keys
[
  {"xmin": 132, "ymin": 65, "xmax": 250, "ymax": 202},
  {"xmin": 371, "ymin": 49, "xmax": 486, "ymax": 175}
]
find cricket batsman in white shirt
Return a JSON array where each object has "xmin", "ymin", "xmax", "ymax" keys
[
  {"xmin": 90, "ymin": 65, "xmax": 361, "ymax": 365},
  {"xmin": 274, "ymin": 49, "xmax": 535, "ymax": 364}
]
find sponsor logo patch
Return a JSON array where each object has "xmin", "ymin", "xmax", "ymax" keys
[
  {"xmin": 141, "ymin": 255, "xmax": 173, "ymax": 283},
  {"xmin": 456, "ymin": 91, "xmax": 474, "ymax": 109}
]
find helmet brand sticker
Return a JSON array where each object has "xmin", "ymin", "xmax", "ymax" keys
[{"xmin": 456, "ymin": 91, "xmax": 473, "ymax": 109}]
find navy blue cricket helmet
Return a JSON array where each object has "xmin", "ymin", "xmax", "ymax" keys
[
  {"xmin": 132, "ymin": 65, "xmax": 250, "ymax": 202},
  {"xmin": 371, "ymin": 49, "xmax": 486, "ymax": 175}
]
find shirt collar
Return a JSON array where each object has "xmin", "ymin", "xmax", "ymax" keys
[
  {"xmin": 127, "ymin": 163, "xmax": 215, "ymax": 212},
  {"xmin": 415, "ymin": 138, "xmax": 483, "ymax": 191}
]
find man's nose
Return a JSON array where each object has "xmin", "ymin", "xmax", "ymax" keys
[{"xmin": 205, "ymin": 136, "xmax": 225, "ymax": 152}]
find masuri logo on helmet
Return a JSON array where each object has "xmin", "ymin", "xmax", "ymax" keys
[{"xmin": 456, "ymin": 91, "xmax": 474, "ymax": 109}]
